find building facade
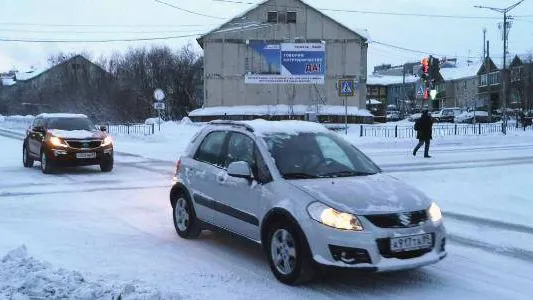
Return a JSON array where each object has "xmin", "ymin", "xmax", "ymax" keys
[{"xmin": 193, "ymin": 0, "xmax": 370, "ymax": 122}]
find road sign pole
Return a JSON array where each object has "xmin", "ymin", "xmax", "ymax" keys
[
  {"xmin": 158, "ymin": 110, "xmax": 161, "ymax": 132},
  {"xmin": 345, "ymin": 96, "xmax": 348, "ymax": 135}
]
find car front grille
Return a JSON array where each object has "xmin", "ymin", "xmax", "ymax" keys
[
  {"xmin": 364, "ymin": 210, "xmax": 428, "ymax": 229},
  {"xmin": 376, "ymin": 234, "xmax": 435, "ymax": 259},
  {"xmin": 65, "ymin": 140, "xmax": 102, "ymax": 149}
]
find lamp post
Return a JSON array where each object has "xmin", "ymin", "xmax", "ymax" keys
[{"xmin": 474, "ymin": 0, "xmax": 524, "ymax": 134}]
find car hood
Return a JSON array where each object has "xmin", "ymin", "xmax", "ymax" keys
[
  {"xmin": 48, "ymin": 129, "xmax": 104, "ymax": 140},
  {"xmin": 289, "ymin": 173, "xmax": 431, "ymax": 215}
]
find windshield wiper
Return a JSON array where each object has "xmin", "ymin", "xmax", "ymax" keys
[
  {"xmin": 282, "ymin": 172, "xmax": 320, "ymax": 180},
  {"xmin": 318, "ymin": 170, "xmax": 376, "ymax": 178}
]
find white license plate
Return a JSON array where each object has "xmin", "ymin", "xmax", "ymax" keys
[
  {"xmin": 76, "ymin": 152, "xmax": 96, "ymax": 159},
  {"xmin": 390, "ymin": 233, "xmax": 432, "ymax": 252}
]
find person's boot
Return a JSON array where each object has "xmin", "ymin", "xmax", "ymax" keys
[
  {"xmin": 424, "ymin": 154, "xmax": 432, "ymax": 158},
  {"xmin": 413, "ymin": 149, "xmax": 417, "ymax": 156}
]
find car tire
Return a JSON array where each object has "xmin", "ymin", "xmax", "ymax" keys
[
  {"xmin": 23, "ymin": 144, "xmax": 34, "ymax": 168},
  {"xmin": 40, "ymin": 150, "xmax": 54, "ymax": 174},
  {"xmin": 266, "ymin": 221, "xmax": 316, "ymax": 285},
  {"xmin": 100, "ymin": 156, "xmax": 114, "ymax": 172},
  {"xmin": 172, "ymin": 190, "xmax": 201, "ymax": 239}
]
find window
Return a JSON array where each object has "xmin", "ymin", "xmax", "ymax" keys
[
  {"xmin": 511, "ymin": 67, "xmax": 523, "ymax": 82},
  {"xmin": 47, "ymin": 118, "xmax": 95, "ymax": 131},
  {"xmin": 287, "ymin": 11, "xmax": 297, "ymax": 23},
  {"xmin": 315, "ymin": 135, "xmax": 354, "ymax": 169},
  {"xmin": 489, "ymin": 72, "xmax": 500, "ymax": 85},
  {"xmin": 225, "ymin": 133, "xmax": 255, "ymax": 169},
  {"xmin": 267, "ymin": 11, "xmax": 278, "ymax": 23},
  {"xmin": 194, "ymin": 131, "xmax": 228, "ymax": 167},
  {"xmin": 480, "ymin": 74, "xmax": 488, "ymax": 87}
]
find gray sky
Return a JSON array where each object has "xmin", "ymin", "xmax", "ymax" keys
[{"xmin": 0, "ymin": 0, "xmax": 532, "ymax": 73}]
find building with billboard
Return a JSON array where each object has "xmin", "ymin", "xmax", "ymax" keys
[{"xmin": 190, "ymin": 0, "xmax": 372, "ymax": 123}]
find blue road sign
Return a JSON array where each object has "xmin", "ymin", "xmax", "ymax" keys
[{"xmin": 338, "ymin": 79, "xmax": 355, "ymax": 97}]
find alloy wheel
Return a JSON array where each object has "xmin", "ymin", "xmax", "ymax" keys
[
  {"xmin": 270, "ymin": 229, "xmax": 297, "ymax": 275},
  {"xmin": 174, "ymin": 197, "xmax": 190, "ymax": 232}
]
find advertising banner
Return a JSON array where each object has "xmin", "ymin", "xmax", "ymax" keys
[{"xmin": 245, "ymin": 41, "xmax": 325, "ymax": 84}]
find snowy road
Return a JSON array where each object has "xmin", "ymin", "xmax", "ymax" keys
[{"xmin": 1, "ymin": 133, "xmax": 533, "ymax": 299}]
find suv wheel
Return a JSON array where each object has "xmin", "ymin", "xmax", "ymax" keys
[
  {"xmin": 172, "ymin": 191, "xmax": 201, "ymax": 239},
  {"xmin": 23, "ymin": 144, "xmax": 34, "ymax": 168},
  {"xmin": 267, "ymin": 222, "xmax": 316, "ymax": 285},
  {"xmin": 100, "ymin": 156, "xmax": 114, "ymax": 172},
  {"xmin": 40, "ymin": 150, "xmax": 54, "ymax": 174}
]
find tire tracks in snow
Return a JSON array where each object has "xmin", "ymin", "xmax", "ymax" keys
[{"xmin": 447, "ymin": 234, "xmax": 533, "ymax": 263}]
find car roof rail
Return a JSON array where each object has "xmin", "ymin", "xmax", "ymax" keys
[{"xmin": 207, "ymin": 120, "xmax": 255, "ymax": 132}]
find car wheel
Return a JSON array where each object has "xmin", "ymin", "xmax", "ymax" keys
[
  {"xmin": 23, "ymin": 144, "xmax": 34, "ymax": 168},
  {"xmin": 172, "ymin": 191, "xmax": 201, "ymax": 239},
  {"xmin": 40, "ymin": 150, "xmax": 54, "ymax": 174},
  {"xmin": 100, "ymin": 156, "xmax": 114, "ymax": 172},
  {"xmin": 266, "ymin": 222, "xmax": 316, "ymax": 285}
]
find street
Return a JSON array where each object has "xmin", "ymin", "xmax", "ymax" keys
[{"xmin": 1, "ymin": 131, "xmax": 533, "ymax": 299}]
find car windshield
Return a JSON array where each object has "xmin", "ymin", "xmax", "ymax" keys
[
  {"xmin": 262, "ymin": 132, "xmax": 381, "ymax": 180},
  {"xmin": 46, "ymin": 117, "xmax": 95, "ymax": 131}
]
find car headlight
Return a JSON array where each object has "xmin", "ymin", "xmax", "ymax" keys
[
  {"xmin": 427, "ymin": 202, "xmax": 443, "ymax": 223},
  {"xmin": 49, "ymin": 136, "xmax": 67, "ymax": 147},
  {"xmin": 102, "ymin": 136, "xmax": 113, "ymax": 146},
  {"xmin": 307, "ymin": 202, "xmax": 363, "ymax": 231}
]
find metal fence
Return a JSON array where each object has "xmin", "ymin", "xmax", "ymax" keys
[
  {"xmin": 0, "ymin": 117, "xmax": 155, "ymax": 135},
  {"xmin": 327, "ymin": 122, "xmax": 533, "ymax": 138}
]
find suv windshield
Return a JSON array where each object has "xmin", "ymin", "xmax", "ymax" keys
[
  {"xmin": 46, "ymin": 118, "xmax": 95, "ymax": 131},
  {"xmin": 262, "ymin": 132, "xmax": 381, "ymax": 180}
]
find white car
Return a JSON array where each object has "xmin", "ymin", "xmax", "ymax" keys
[{"xmin": 169, "ymin": 120, "xmax": 446, "ymax": 284}]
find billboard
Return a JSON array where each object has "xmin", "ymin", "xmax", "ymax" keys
[{"xmin": 245, "ymin": 41, "xmax": 325, "ymax": 84}]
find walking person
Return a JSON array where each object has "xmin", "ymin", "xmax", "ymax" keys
[{"xmin": 413, "ymin": 109, "xmax": 434, "ymax": 158}]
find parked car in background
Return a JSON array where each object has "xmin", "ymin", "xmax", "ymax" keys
[
  {"xmin": 169, "ymin": 120, "xmax": 446, "ymax": 285},
  {"xmin": 386, "ymin": 110, "xmax": 401, "ymax": 122},
  {"xmin": 454, "ymin": 111, "xmax": 490, "ymax": 124},
  {"xmin": 408, "ymin": 113, "xmax": 422, "ymax": 122},
  {"xmin": 433, "ymin": 108, "xmax": 462, "ymax": 123},
  {"xmin": 23, "ymin": 113, "xmax": 114, "ymax": 174}
]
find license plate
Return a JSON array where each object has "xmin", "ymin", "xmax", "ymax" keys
[
  {"xmin": 76, "ymin": 152, "xmax": 96, "ymax": 159},
  {"xmin": 390, "ymin": 233, "xmax": 432, "ymax": 252}
]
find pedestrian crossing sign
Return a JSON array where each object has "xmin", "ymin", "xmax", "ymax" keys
[{"xmin": 338, "ymin": 79, "xmax": 355, "ymax": 97}]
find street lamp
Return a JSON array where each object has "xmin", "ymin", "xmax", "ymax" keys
[{"xmin": 474, "ymin": 0, "xmax": 524, "ymax": 134}]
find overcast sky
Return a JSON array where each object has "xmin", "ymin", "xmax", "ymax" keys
[{"xmin": 0, "ymin": 0, "xmax": 532, "ymax": 73}]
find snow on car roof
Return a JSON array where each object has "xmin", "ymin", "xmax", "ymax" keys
[
  {"xmin": 37, "ymin": 113, "xmax": 88, "ymax": 118},
  {"xmin": 241, "ymin": 119, "xmax": 329, "ymax": 135}
]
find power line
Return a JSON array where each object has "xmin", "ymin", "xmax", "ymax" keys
[
  {"xmin": 211, "ymin": 0, "xmax": 509, "ymax": 20},
  {"xmin": 0, "ymin": 22, "xmax": 214, "ymax": 28},
  {"xmin": 154, "ymin": 0, "xmax": 226, "ymax": 19},
  {"xmin": 0, "ymin": 28, "xmax": 204, "ymax": 34},
  {"xmin": 0, "ymin": 34, "xmax": 201, "ymax": 43}
]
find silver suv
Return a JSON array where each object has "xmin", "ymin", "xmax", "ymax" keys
[{"xmin": 169, "ymin": 120, "xmax": 446, "ymax": 284}]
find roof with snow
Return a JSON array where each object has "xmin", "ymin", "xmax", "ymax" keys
[
  {"xmin": 15, "ymin": 68, "xmax": 46, "ymax": 81},
  {"xmin": 1, "ymin": 77, "xmax": 16, "ymax": 86},
  {"xmin": 197, "ymin": 0, "xmax": 369, "ymax": 48},
  {"xmin": 366, "ymin": 75, "xmax": 419, "ymax": 86},
  {"xmin": 36, "ymin": 113, "xmax": 88, "ymax": 119},
  {"xmin": 189, "ymin": 104, "xmax": 372, "ymax": 117},
  {"xmin": 243, "ymin": 119, "xmax": 329, "ymax": 134},
  {"xmin": 440, "ymin": 61, "xmax": 483, "ymax": 81}
]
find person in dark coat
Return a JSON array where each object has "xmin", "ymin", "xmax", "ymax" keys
[{"xmin": 413, "ymin": 109, "xmax": 434, "ymax": 158}]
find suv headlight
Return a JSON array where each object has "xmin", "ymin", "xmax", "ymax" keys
[
  {"xmin": 102, "ymin": 136, "xmax": 113, "ymax": 146},
  {"xmin": 427, "ymin": 202, "xmax": 443, "ymax": 223},
  {"xmin": 49, "ymin": 136, "xmax": 67, "ymax": 147},
  {"xmin": 307, "ymin": 202, "xmax": 363, "ymax": 231}
]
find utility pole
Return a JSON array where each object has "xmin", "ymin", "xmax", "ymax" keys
[{"xmin": 475, "ymin": 0, "xmax": 524, "ymax": 135}]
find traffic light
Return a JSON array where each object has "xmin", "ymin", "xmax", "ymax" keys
[
  {"xmin": 429, "ymin": 56, "xmax": 440, "ymax": 82},
  {"xmin": 421, "ymin": 57, "xmax": 429, "ymax": 80}
]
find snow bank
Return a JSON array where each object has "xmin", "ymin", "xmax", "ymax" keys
[
  {"xmin": 0, "ymin": 246, "xmax": 177, "ymax": 300},
  {"xmin": 189, "ymin": 105, "xmax": 372, "ymax": 117}
]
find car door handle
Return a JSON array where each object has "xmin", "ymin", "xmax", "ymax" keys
[{"xmin": 217, "ymin": 174, "xmax": 226, "ymax": 184}]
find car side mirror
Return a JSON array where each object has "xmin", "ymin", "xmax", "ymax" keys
[
  {"xmin": 227, "ymin": 161, "xmax": 253, "ymax": 180},
  {"xmin": 100, "ymin": 126, "xmax": 107, "ymax": 132}
]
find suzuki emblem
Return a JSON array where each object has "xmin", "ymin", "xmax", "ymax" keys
[{"xmin": 398, "ymin": 213, "xmax": 411, "ymax": 226}]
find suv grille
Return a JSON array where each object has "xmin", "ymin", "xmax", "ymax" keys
[
  {"xmin": 376, "ymin": 234, "xmax": 435, "ymax": 259},
  {"xmin": 365, "ymin": 210, "xmax": 428, "ymax": 228},
  {"xmin": 66, "ymin": 140, "xmax": 102, "ymax": 149}
]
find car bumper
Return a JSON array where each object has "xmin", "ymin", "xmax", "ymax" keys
[
  {"xmin": 45, "ymin": 146, "xmax": 113, "ymax": 166},
  {"xmin": 302, "ymin": 218, "xmax": 447, "ymax": 272}
]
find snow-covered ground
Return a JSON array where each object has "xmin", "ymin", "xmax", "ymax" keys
[{"xmin": 1, "ymin": 121, "xmax": 533, "ymax": 299}]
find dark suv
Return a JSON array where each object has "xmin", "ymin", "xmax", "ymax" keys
[{"xmin": 23, "ymin": 113, "xmax": 114, "ymax": 173}]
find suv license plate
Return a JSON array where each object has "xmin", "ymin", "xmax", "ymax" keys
[
  {"xmin": 390, "ymin": 233, "xmax": 432, "ymax": 252},
  {"xmin": 76, "ymin": 152, "xmax": 96, "ymax": 159}
]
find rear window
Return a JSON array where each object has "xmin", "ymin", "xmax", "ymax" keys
[{"xmin": 46, "ymin": 117, "xmax": 95, "ymax": 131}]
